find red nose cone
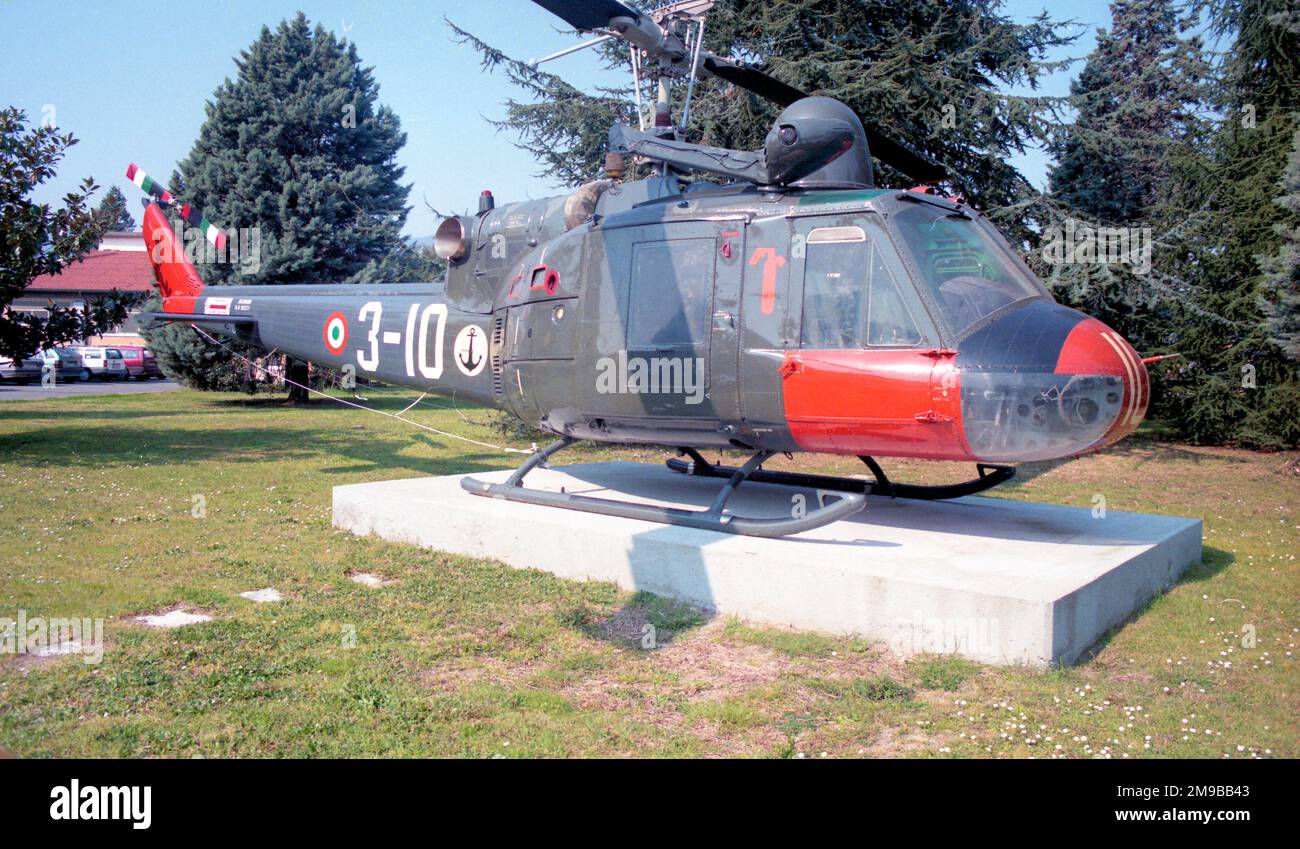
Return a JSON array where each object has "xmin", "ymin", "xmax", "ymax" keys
[{"xmin": 1056, "ymin": 318, "xmax": 1149, "ymax": 449}]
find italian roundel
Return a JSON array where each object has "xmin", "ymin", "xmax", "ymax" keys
[{"xmin": 323, "ymin": 312, "xmax": 348, "ymax": 356}]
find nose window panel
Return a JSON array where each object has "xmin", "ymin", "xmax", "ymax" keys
[{"xmin": 962, "ymin": 371, "xmax": 1126, "ymax": 462}]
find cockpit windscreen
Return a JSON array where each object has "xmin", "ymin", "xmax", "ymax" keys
[{"xmin": 891, "ymin": 204, "xmax": 1046, "ymax": 337}]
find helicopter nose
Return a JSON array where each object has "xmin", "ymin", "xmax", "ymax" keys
[
  {"xmin": 1055, "ymin": 317, "xmax": 1149, "ymax": 446},
  {"xmin": 956, "ymin": 303, "xmax": 1148, "ymax": 462}
]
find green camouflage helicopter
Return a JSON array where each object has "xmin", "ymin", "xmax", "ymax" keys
[{"xmin": 140, "ymin": 0, "xmax": 1150, "ymax": 538}]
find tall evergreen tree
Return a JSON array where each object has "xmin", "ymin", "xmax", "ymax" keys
[
  {"xmin": 142, "ymin": 13, "xmax": 415, "ymax": 397},
  {"xmin": 1257, "ymin": 126, "xmax": 1300, "ymax": 360},
  {"xmin": 96, "ymin": 185, "xmax": 137, "ymax": 231},
  {"xmin": 1036, "ymin": 0, "xmax": 1210, "ymax": 345},
  {"xmin": 1047, "ymin": 0, "xmax": 1208, "ymax": 224},
  {"xmin": 1152, "ymin": 0, "xmax": 1300, "ymax": 447}
]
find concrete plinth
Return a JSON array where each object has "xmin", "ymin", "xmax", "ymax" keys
[{"xmin": 332, "ymin": 462, "xmax": 1202, "ymax": 667}]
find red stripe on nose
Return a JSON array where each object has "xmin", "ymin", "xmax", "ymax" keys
[{"xmin": 1056, "ymin": 318, "xmax": 1148, "ymax": 447}]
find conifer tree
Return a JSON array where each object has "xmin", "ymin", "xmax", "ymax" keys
[
  {"xmin": 1156, "ymin": 0, "xmax": 1300, "ymax": 447},
  {"xmin": 1035, "ymin": 0, "xmax": 1210, "ymax": 347},
  {"xmin": 143, "ymin": 13, "xmax": 417, "ymax": 396},
  {"xmin": 96, "ymin": 185, "xmax": 137, "ymax": 231},
  {"xmin": 1047, "ymin": 0, "xmax": 1208, "ymax": 224},
  {"xmin": 1257, "ymin": 127, "xmax": 1300, "ymax": 360}
]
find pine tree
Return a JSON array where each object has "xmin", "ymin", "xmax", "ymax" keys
[
  {"xmin": 1155, "ymin": 0, "xmax": 1300, "ymax": 447},
  {"xmin": 1047, "ymin": 0, "xmax": 1208, "ymax": 224},
  {"xmin": 452, "ymin": 0, "xmax": 1077, "ymax": 232},
  {"xmin": 0, "ymin": 108, "xmax": 134, "ymax": 360},
  {"xmin": 142, "ymin": 13, "xmax": 415, "ymax": 397},
  {"xmin": 1257, "ymin": 127, "xmax": 1300, "ymax": 360},
  {"xmin": 96, "ymin": 185, "xmax": 137, "ymax": 231},
  {"xmin": 1037, "ymin": 0, "xmax": 1210, "ymax": 344}
]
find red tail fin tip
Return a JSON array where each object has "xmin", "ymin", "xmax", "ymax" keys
[{"xmin": 142, "ymin": 202, "xmax": 205, "ymax": 303}]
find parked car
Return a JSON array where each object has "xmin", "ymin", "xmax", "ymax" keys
[
  {"xmin": 31, "ymin": 348, "xmax": 83, "ymax": 382},
  {"xmin": 77, "ymin": 347, "xmax": 128, "ymax": 380},
  {"xmin": 0, "ymin": 354, "xmax": 44, "ymax": 385},
  {"xmin": 44, "ymin": 348, "xmax": 90, "ymax": 382},
  {"xmin": 115, "ymin": 345, "xmax": 165, "ymax": 379}
]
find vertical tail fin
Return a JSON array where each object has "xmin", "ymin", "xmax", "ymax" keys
[{"xmin": 142, "ymin": 202, "xmax": 206, "ymax": 300}]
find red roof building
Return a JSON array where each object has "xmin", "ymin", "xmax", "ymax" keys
[
  {"xmin": 13, "ymin": 233, "xmax": 156, "ymax": 346},
  {"xmin": 23, "ymin": 249, "xmax": 155, "ymax": 295}
]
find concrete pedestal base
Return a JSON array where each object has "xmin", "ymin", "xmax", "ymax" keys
[{"xmin": 333, "ymin": 462, "xmax": 1202, "ymax": 667}]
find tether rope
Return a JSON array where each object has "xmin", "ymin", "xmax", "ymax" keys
[{"xmin": 190, "ymin": 325, "xmax": 534, "ymax": 455}]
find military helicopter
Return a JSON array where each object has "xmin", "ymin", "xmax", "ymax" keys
[{"xmin": 140, "ymin": 0, "xmax": 1151, "ymax": 538}]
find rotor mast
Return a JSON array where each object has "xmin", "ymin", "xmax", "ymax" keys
[
  {"xmin": 531, "ymin": 1, "xmax": 711, "ymax": 138},
  {"xmin": 528, "ymin": 0, "xmax": 952, "ymax": 186}
]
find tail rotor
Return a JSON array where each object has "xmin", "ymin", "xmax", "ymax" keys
[{"xmin": 126, "ymin": 164, "xmax": 228, "ymax": 252}]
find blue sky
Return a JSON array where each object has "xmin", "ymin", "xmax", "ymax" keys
[{"xmin": 1, "ymin": 0, "xmax": 1110, "ymax": 238}]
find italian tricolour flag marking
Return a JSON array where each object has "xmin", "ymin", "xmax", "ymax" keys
[
  {"xmin": 126, "ymin": 163, "xmax": 174, "ymax": 205},
  {"xmin": 323, "ymin": 312, "xmax": 349, "ymax": 356},
  {"xmin": 126, "ymin": 163, "xmax": 228, "ymax": 251}
]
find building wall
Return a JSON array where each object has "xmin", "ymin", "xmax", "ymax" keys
[
  {"xmin": 16, "ymin": 231, "xmax": 151, "ymax": 347},
  {"xmin": 10, "ymin": 296, "xmax": 146, "ymax": 348}
]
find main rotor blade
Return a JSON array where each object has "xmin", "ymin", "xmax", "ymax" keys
[
  {"xmin": 531, "ymin": 0, "xmax": 643, "ymax": 31},
  {"xmin": 701, "ymin": 57, "xmax": 952, "ymax": 183},
  {"xmin": 860, "ymin": 129, "xmax": 950, "ymax": 184},
  {"xmin": 702, "ymin": 56, "xmax": 808, "ymax": 107}
]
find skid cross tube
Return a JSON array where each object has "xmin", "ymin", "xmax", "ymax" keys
[
  {"xmin": 461, "ymin": 438, "xmax": 865, "ymax": 538},
  {"xmin": 666, "ymin": 449, "xmax": 1015, "ymax": 501}
]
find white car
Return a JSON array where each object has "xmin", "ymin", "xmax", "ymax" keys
[
  {"xmin": 0, "ymin": 354, "xmax": 43, "ymax": 384},
  {"xmin": 77, "ymin": 347, "xmax": 128, "ymax": 380}
]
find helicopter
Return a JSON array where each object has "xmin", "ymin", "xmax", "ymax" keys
[{"xmin": 139, "ymin": 0, "xmax": 1151, "ymax": 538}]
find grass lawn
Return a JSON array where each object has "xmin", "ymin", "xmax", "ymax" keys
[{"xmin": 0, "ymin": 387, "xmax": 1295, "ymax": 758}]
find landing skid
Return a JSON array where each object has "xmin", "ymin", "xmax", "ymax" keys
[
  {"xmin": 460, "ymin": 437, "xmax": 866, "ymax": 538},
  {"xmin": 665, "ymin": 448, "xmax": 1015, "ymax": 501}
]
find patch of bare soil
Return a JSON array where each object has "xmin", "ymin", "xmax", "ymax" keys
[
  {"xmin": 4, "ymin": 648, "xmax": 80, "ymax": 674},
  {"xmin": 860, "ymin": 725, "xmax": 939, "ymax": 758},
  {"xmin": 125, "ymin": 604, "xmax": 216, "ymax": 629},
  {"xmin": 557, "ymin": 621, "xmax": 783, "ymax": 712},
  {"xmin": 690, "ymin": 721, "xmax": 790, "ymax": 758},
  {"xmin": 592, "ymin": 606, "xmax": 655, "ymax": 645},
  {"xmin": 347, "ymin": 571, "xmax": 397, "ymax": 588},
  {"xmin": 418, "ymin": 656, "xmax": 536, "ymax": 691},
  {"xmin": 651, "ymin": 620, "xmax": 787, "ymax": 701},
  {"xmin": 560, "ymin": 619, "xmax": 923, "ymax": 755}
]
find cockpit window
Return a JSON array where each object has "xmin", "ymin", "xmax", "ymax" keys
[
  {"xmin": 800, "ymin": 226, "xmax": 923, "ymax": 349},
  {"xmin": 891, "ymin": 204, "xmax": 1045, "ymax": 336}
]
